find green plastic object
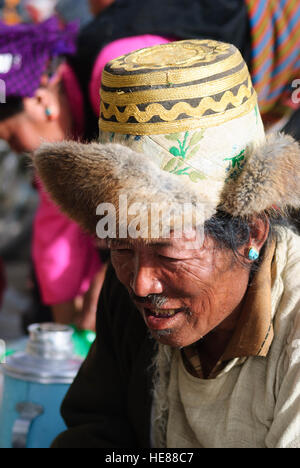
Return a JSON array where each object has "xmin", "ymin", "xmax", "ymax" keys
[
  {"xmin": 0, "ymin": 337, "xmax": 28, "ymax": 363},
  {"xmin": 70, "ymin": 325, "xmax": 96, "ymax": 358},
  {"xmin": 0, "ymin": 326, "xmax": 96, "ymax": 362},
  {"xmin": 0, "ymin": 349, "xmax": 15, "ymax": 362}
]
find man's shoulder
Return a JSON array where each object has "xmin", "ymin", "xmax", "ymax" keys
[
  {"xmin": 272, "ymin": 227, "xmax": 300, "ymax": 346},
  {"xmin": 276, "ymin": 227, "xmax": 300, "ymax": 285}
]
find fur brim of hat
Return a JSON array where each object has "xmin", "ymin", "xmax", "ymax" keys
[
  {"xmin": 220, "ymin": 132, "xmax": 300, "ymax": 216},
  {"xmin": 33, "ymin": 133, "xmax": 300, "ymax": 237}
]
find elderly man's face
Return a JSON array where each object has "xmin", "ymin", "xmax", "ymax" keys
[{"xmin": 110, "ymin": 232, "xmax": 251, "ymax": 348}]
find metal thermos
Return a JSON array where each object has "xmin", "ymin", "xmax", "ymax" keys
[{"xmin": 0, "ymin": 323, "xmax": 82, "ymax": 448}]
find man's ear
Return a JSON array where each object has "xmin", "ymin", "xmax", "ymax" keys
[{"xmin": 243, "ymin": 215, "xmax": 270, "ymax": 260}]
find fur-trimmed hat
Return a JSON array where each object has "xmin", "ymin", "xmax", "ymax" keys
[{"xmin": 33, "ymin": 40, "xmax": 300, "ymax": 239}]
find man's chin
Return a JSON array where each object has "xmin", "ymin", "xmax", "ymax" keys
[
  {"xmin": 150, "ymin": 327, "xmax": 203, "ymax": 349},
  {"xmin": 150, "ymin": 328, "xmax": 186, "ymax": 348}
]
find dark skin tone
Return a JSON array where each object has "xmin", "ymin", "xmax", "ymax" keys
[{"xmin": 110, "ymin": 218, "xmax": 269, "ymax": 376}]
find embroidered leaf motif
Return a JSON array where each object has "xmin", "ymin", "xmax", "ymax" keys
[
  {"xmin": 163, "ymin": 158, "xmax": 177, "ymax": 172},
  {"xmin": 165, "ymin": 133, "xmax": 182, "ymax": 141},
  {"xmin": 186, "ymin": 144, "xmax": 201, "ymax": 161},
  {"xmin": 188, "ymin": 170, "xmax": 206, "ymax": 182},
  {"xmin": 175, "ymin": 160, "xmax": 185, "ymax": 169},
  {"xmin": 174, "ymin": 167, "xmax": 190, "ymax": 176},
  {"xmin": 224, "ymin": 149, "xmax": 245, "ymax": 169},
  {"xmin": 167, "ymin": 132, "xmax": 189, "ymax": 159},
  {"xmin": 189, "ymin": 129, "xmax": 205, "ymax": 147},
  {"xmin": 254, "ymin": 104, "xmax": 259, "ymax": 125},
  {"xmin": 170, "ymin": 160, "xmax": 185, "ymax": 173},
  {"xmin": 224, "ymin": 149, "xmax": 246, "ymax": 182},
  {"xmin": 163, "ymin": 130, "xmax": 206, "ymax": 182},
  {"xmin": 169, "ymin": 146, "xmax": 181, "ymax": 157}
]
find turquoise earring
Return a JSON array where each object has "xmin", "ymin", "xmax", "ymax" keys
[
  {"xmin": 248, "ymin": 247, "xmax": 259, "ymax": 261},
  {"xmin": 45, "ymin": 107, "xmax": 53, "ymax": 120}
]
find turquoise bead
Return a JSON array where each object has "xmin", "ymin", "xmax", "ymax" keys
[{"xmin": 248, "ymin": 247, "xmax": 259, "ymax": 261}]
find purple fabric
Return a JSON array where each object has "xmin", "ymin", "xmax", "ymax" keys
[{"xmin": 0, "ymin": 16, "xmax": 78, "ymax": 97}]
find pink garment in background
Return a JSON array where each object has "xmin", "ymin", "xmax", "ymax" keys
[
  {"xmin": 33, "ymin": 181, "xmax": 101, "ymax": 305},
  {"xmin": 89, "ymin": 35, "xmax": 172, "ymax": 116},
  {"xmin": 33, "ymin": 64, "xmax": 101, "ymax": 306},
  {"xmin": 33, "ymin": 34, "xmax": 171, "ymax": 306}
]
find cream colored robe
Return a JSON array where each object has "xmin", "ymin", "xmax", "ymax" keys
[{"xmin": 153, "ymin": 227, "xmax": 300, "ymax": 448}]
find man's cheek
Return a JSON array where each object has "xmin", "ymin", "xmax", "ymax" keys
[
  {"xmin": 175, "ymin": 262, "xmax": 213, "ymax": 296},
  {"xmin": 111, "ymin": 255, "xmax": 132, "ymax": 285}
]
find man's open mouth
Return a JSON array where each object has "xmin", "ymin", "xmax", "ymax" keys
[{"xmin": 144, "ymin": 307, "xmax": 186, "ymax": 319}]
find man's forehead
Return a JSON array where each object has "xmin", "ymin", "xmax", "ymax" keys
[
  {"xmin": 108, "ymin": 230, "xmax": 204, "ymax": 250},
  {"xmin": 110, "ymin": 238, "xmax": 174, "ymax": 248}
]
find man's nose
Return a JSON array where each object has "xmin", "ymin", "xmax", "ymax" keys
[{"xmin": 130, "ymin": 255, "xmax": 163, "ymax": 298}]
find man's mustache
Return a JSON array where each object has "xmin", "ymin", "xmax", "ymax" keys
[
  {"xmin": 129, "ymin": 291, "xmax": 168, "ymax": 308},
  {"xmin": 130, "ymin": 290, "xmax": 192, "ymax": 317}
]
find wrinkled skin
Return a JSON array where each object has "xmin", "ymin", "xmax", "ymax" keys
[{"xmin": 110, "ymin": 218, "xmax": 269, "ymax": 368}]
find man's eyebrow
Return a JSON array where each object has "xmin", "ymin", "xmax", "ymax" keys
[
  {"xmin": 150, "ymin": 241, "xmax": 173, "ymax": 248},
  {"xmin": 110, "ymin": 240, "xmax": 131, "ymax": 247}
]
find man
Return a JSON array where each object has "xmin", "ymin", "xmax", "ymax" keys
[{"xmin": 35, "ymin": 40, "xmax": 300, "ymax": 448}]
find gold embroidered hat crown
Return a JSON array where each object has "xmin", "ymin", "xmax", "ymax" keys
[
  {"xmin": 34, "ymin": 39, "xmax": 300, "ymax": 238},
  {"xmin": 99, "ymin": 39, "xmax": 256, "ymax": 134}
]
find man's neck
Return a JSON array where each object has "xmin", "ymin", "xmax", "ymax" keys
[{"xmin": 196, "ymin": 302, "xmax": 244, "ymax": 377}]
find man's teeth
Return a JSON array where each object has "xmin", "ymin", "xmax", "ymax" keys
[{"xmin": 152, "ymin": 308, "xmax": 177, "ymax": 317}]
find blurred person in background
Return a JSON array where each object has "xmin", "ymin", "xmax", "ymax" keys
[
  {"xmin": 0, "ymin": 17, "xmax": 103, "ymax": 330},
  {"xmin": 55, "ymin": 0, "xmax": 92, "ymax": 27},
  {"xmin": 0, "ymin": 0, "xmax": 92, "ymax": 26},
  {"xmin": 0, "ymin": 0, "xmax": 20, "ymax": 322},
  {"xmin": 24, "ymin": 0, "xmax": 58, "ymax": 23},
  {"xmin": 24, "ymin": 0, "xmax": 92, "ymax": 28},
  {"xmin": 1, "ymin": 0, "xmax": 22, "ymax": 24}
]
